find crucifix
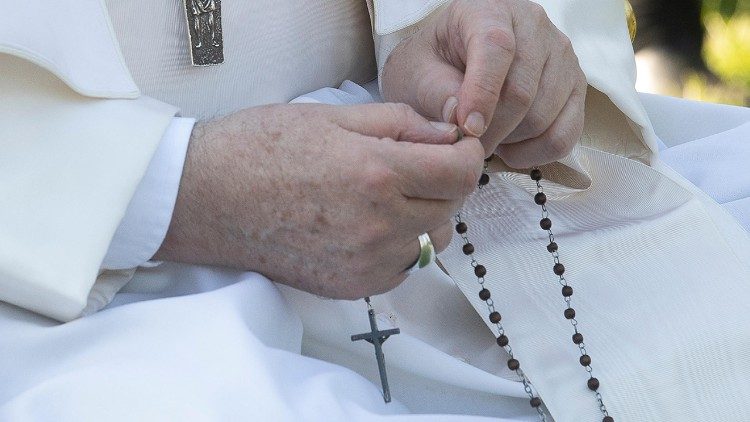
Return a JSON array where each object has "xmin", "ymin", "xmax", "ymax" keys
[{"xmin": 351, "ymin": 297, "xmax": 400, "ymax": 403}]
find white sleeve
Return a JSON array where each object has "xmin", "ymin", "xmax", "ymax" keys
[{"xmin": 101, "ymin": 117, "xmax": 195, "ymax": 270}]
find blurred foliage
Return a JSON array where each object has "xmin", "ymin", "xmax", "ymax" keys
[{"xmin": 694, "ymin": 0, "xmax": 750, "ymax": 104}]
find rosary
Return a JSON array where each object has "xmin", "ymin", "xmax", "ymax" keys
[{"xmin": 352, "ymin": 158, "xmax": 615, "ymax": 421}]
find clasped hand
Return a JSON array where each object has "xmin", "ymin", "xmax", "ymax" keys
[
  {"xmin": 156, "ymin": 0, "xmax": 586, "ymax": 300},
  {"xmin": 383, "ymin": 0, "xmax": 587, "ymax": 168},
  {"xmin": 156, "ymin": 104, "xmax": 484, "ymax": 299}
]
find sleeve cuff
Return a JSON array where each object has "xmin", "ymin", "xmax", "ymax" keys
[{"xmin": 101, "ymin": 117, "xmax": 195, "ymax": 270}]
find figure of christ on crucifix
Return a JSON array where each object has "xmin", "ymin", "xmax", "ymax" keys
[{"xmin": 190, "ymin": 0, "xmax": 219, "ymax": 48}]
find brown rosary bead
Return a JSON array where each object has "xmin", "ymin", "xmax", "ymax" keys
[
  {"xmin": 572, "ymin": 333, "xmax": 584, "ymax": 344},
  {"xmin": 540, "ymin": 218, "xmax": 552, "ymax": 230},
  {"xmin": 564, "ymin": 308, "xmax": 576, "ymax": 319},
  {"xmin": 496, "ymin": 334, "xmax": 509, "ymax": 347},
  {"xmin": 580, "ymin": 354, "xmax": 592, "ymax": 366},
  {"xmin": 562, "ymin": 285, "xmax": 574, "ymax": 297},
  {"xmin": 474, "ymin": 265, "xmax": 487, "ymax": 278},
  {"xmin": 588, "ymin": 377, "xmax": 600, "ymax": 391},
  {"xmin": 478, "ymin": 173, "xmax": 490, "ymax": 186},
  {"xmin": 489, "ymin": 311, "xmax": 502, "ymax": 324},
  {"xmin": 553, "ymin": 263, "xmax": 565, "ymax": 276},
  {"xmin": 455, "ymin": 222, "xmax": 468, "ymax": 234},
  {"xmin": 479, "ymin": 288, "xmax": 491, "ymax": 301},
  {"xmin": 603, "ymin": 417, "xmax": 614, "ymax": 422},
  {"xmin": 530, "ymin": 169, "xmax": 542, "ymax": 181},
  {"xmin": 463, "ymin": 243, "xmax": 475, "ymax": 255},
  {"xmin": 534, "ymin": 192, "xmax": 547, "ymax": 205},
  {"xmin": 547, "ymin": 242, "xmax": 558, "ymax": 253},
  {"xmin": 529, "ymin": 397, "xmax": 542, "ymax": 408},
  {"xmin": 507, "ymin": 358, "xmax": 520, "ymax": 371}
]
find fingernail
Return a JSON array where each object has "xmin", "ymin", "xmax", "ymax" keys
[
  {"xmin": 442, "ymin": 96, "xmax": 459, "ymax": 123},
  {"xmin": 464, "ymin": 112, "xmax": 487, "ymax": 137},
  {"xmin": 429, "ymin": 120, "xmax": 459, "ymax": 137}
]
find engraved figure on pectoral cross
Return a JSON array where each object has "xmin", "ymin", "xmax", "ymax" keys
[
  {"xmin": 351, "ymin": 298, "xmax": 400, "ymax": 403},
  {"xmin": 190, "ymin": 0, "xmax": 219, "ymax": 48}
]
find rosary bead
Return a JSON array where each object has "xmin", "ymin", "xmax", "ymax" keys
[
  {"xmin": 478, "ymin": 173, "xmax": 490, "ymax": 186},
  {"xmin": 507, "ymin": 358, "xmax": 520, "ymax": 371},
  {"xmin": 603, "ymin": 417, "xmax": 614, "ymax": 422},
  {"xmin": 474, "ymin": 265, "xmax": 487, "ymax": 278},
  {"xmin": 530, "ymin": 169, "xmax": 542, "ymax": 181},
  {"xmin": 529, "ymin": 397, "xmax": 542, "ymax": 408},
  {"xmin": 540, "ymin": 218, "xmax": 552, "ymax": 230},
  {"xmin": 489, "ymin": 311, "xmax": 502, "ymax": 324},
  {"xmin": 580, "ymin": 354, "xmax": 592, "ymax": 366},
  {"xmin": 455, "ymin": 222, "xmax": 468, "ymax": 234},
  {"xmin": 463, "ymin": 243, "xmax": 475, "ymax": 255},
  {"xmin": 564, "ymin": 308, "xmax": 576, "ymax": 319},
  {"xmin": 534, "ymin": 192, "xmax": 547, "ymax": 205},
  {"xmin": 562, "ymin": 285, "xmax": 574, "ymax": 297},
  {"xmin": 496, "ymin": 334, "xmax": 509, "ymax": 347},
  {"xmin": 479, "ymin": 288, "xmax": 491, "ymax": 301},
  {"xmin": 553, "ymin": 263, "xmax": 565, "ymax": 276},
  {"xmin": 587, "ymin": 377, "xmax": 600, "ymax": 391},
  {"xmin": 547, "ymin": 242, "xmax": 558, "ymax": 253},
  {"xmin": 572, "ymin": 333, "xmax": 584, "ymax": 344}
]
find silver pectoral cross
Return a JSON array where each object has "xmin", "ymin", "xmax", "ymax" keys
[
  {"xmin": 351, "ymin": 297, "xmax": 400, "ymax": 403},
  {"xmin": 183, "ymin": 0, "xmax": 224, "ymax": 66}
]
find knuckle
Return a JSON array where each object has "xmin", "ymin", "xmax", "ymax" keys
[
  {"xmin": 546, "ymin": 133, "xmax": 575, "ymax": 159},
  {"xmin": 528, "ymin": 1, "xmax": 547, "ymax": 21},
  {"xmin": 523, "ymin": 110, "xmax": 549, "ymax": 138},
  {"xmin": 482, "ymin": 26, "xmax": 516, "ymax": 56},
  {"xmin": 358, "ymin": 218, "xmax": 392, "ymax": 248},
  {"xmin": 462, "ymin": 163, "xmax": 482, "ymax": 195},
  {"xmin": 504, "ymin": 81, "xmax": 535, "ymax": 110},
  {"xmin": 360, "ymin": 162, "xmax": 396, "ymax": 200},
  {"xmin": 389, "ymin": 102, "xmax": 417, "ymax": 125},
  {"xmin": 471, "ymin": 75, "xmax": 504, "ymax": 101}
]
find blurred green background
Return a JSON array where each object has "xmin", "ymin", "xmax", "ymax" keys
[
  {"xmin": 632, "ymin": 0, "xmax": 749, "ymax": 105},
  {"xmin": 698, "ymin": 0, "xmax": 750, "ymax": 104}
]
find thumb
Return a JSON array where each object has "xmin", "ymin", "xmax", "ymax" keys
[
  {"xmin": 336, "ymin": 103, "xmax": 460, "ymax": 145},
  {"xmin": 411, "ymin": 62, "xmax": 464, "ymax": 125}
]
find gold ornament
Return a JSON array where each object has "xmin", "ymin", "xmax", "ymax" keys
[{"xmin": 625, "ymin": 0, "xmax": 637, "ymax": 43}]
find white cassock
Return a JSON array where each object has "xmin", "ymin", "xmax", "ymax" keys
[{"xmin": 1, "ymin": 1, "xmax": 750, "ymax": 421}]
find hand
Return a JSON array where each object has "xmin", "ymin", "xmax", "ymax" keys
[
  {"xmin": 154, "ymin": 103, "xmax": 485, "ymax": 299},
  {"xmin": 381, "ymin": 0, "xmax": 587, "ymax": 168}
]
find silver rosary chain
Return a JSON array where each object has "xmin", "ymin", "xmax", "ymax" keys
[
  {"xmin": 455, "ymin": 163, "xmax": 613, "ymax": 421},
  {"xmin": 534, "ymin": 177, "xmax": 611, "ymax": 419}
]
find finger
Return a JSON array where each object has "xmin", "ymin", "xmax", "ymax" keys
[
  {"xmin": 495, "ymin": 81, "xmax": 585, "ymax": 169},
  {"xmin": 453, "ymin": 6, "xmax": 516, "ymax": 138},
  {"xmin": 335, "ymin": 103, "xmax": 460, "ymax": 145},
  {"xmin": 398, "ymin": 221, "xmax": 454, "ymax": 274},
  {"xmin": 480, "ymin": 6, "xmax": 552, "ymax": 151},
  {"xmin": 382, "ymin": 135, "xmax": 485, "ymax": 200},
  {"xmin": 413, "ymin": 63, "xmax": 464, "ymax": 123},
  {"xmin": 503, "ymin": 36, "xmax": 579, "ymax": 144}
]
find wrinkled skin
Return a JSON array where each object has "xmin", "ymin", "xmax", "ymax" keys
[
  {"xmin": 155, "ymin": 103, "xmax": 484, "ymax": 299},
  {"xmin": 382, "ymin": 0, "xmax": 588, "ymax": 168}
]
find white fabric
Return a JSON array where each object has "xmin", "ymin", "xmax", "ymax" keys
[
  {"xmin": 104, "ymin": 0, "xmax": 377, "ymax": 120},
  {"xmin": 4, "ymin": 0, "xmax": 750, "ymax": 420},
  {"xmin": 0, "ymin": 0, "xmax": 139, "ymax": 98},
  {"xmin": 3, "ymin": 78, "xmax": 749, "ymax": 421},
  {"xmin": 0, "ymin": 52, "xmax": 176, "ymax": 321},
  {"xmin": 102, "ymin": 117, "xmax": 194, "ymax": 270}
]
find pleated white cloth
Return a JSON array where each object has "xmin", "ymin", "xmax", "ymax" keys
[{"xmin": 1, "ymin": 79, "xmax": 748, "ymax": 421}]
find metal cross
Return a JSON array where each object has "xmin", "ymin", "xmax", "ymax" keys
[{"xmin": 351, "ymin": 297, "xmax": 400, "ymax": 403}]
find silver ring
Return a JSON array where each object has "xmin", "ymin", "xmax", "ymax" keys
[{"xmin": 407, "ymin": 233, "xmax": 436, "ymax": 275}]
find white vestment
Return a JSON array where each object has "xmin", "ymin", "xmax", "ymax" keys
[{"xmin": 1, "ymin": 0, "xmax": 750, "ymax": 421}]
